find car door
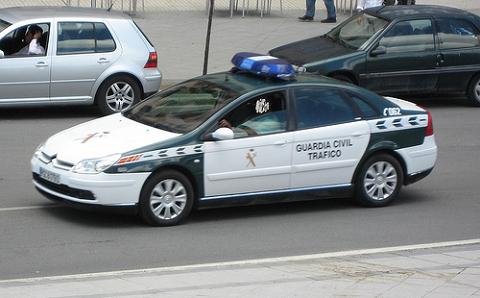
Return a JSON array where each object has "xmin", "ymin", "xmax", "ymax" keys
[
  {"xmin": 0, "ymin": 22, "xmax": 51, "ymax": 104},
  {"xmin": 290, "ymin": 87, "xmax": 370, "ymax": 189},
  {"xmin": 434, "ymin": 18, "xmax": 480, "ymax": 93},
  {"xmin": 50, "ymin": 21, "xmax": 121, "ymax": 103},
  {"xmin": 363, "ymin": 19, "xmax": 438, "ymax": 94},
  {"xmin": 203, "ymin": 90, "xmax": 293, "ymax": 198}
]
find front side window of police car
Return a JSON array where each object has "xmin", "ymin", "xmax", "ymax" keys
[
  {"xmin": 294, "ymin": 87, "xmax": 356, "ymax": 129},
  {"xmin": 220, "ymin": 91, "xmax": 288, "ymax": 138},
  {"xmin": 123, "ymin": 80, "xmax": 239, "ymax": 133}
]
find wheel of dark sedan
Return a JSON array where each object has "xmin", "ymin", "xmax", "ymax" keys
[
  {"xmin": 96, "ymin": 75, "xmax": 141, "ymax": 115},
  {"xmin": 467, "ymin": 74, "xmax": 480, "ymax": 107},
  {"xmin": 330, "ymin": 74, "xmax": 354, "ymax": 84},
  {"xmin": 354, "ymin": 154, "xmax": 403, "ymax": 207},
  {"xmin": 139, "ymin": 170, "xmax": 194, "ymax": 226}
]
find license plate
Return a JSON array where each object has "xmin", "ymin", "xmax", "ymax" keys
[{"xmin": 39, "ymin": 167, "xmax": 60, "ymax": 184}]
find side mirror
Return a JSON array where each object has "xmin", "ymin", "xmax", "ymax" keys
[
  {"xmin": 0, "ymin": 50, "xmax": 4, "ymax": 58},
  {"xmin": 203, "ymin": 127, "xmax": 234, "ymax": 141},
  {"xmin": 370, "ymin": 46, "xmax": 387, "ymax": 57}
]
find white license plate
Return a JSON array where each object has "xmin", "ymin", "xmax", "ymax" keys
[{"xmin": 39, "ymin": 167, "xmax": 60, "ymax": 184}]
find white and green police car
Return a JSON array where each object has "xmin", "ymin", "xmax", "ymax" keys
[{"xmin": 31, "ymin": 53, "xmax": 437, "ymax": 226}]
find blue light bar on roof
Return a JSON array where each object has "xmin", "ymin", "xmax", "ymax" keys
[{"xmin": 231, "ymin": 52, "xmax": 295, "ymax": 79}]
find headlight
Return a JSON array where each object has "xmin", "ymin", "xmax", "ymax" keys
[
  {"xmin": 72, "ymin": 154, "xmax": 121, "ymax": 174},
  {"xmin": 33, "ymin": 142, "xmax": 45, "ymax": 159}
]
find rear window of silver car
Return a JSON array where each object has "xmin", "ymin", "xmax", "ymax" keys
[
  {"xmin": 57, "ymin": 22, "xmax": 116, "ymax": 55},
  {"xmin": 0, "ymin": 19, "xmax": 10, "ymax": 33}
]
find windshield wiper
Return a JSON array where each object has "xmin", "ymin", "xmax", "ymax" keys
[
  {"xmin": 325, "ymin": 34, "xmax": 336, "ymax": 42},
  {"xmin": 337, "ymin": 38, "xmax": 357, "ymax": 50}
]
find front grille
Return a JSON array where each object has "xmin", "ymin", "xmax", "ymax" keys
[
  {"xmin": 38, "ymin": 152, "xmax": 53, "ymax": 164},
  {"xmin": 52, "ymin": 159, "xmax": 74, "ymax": 170},
  {"xmin": 33, "ymin": 173, "xmax": 95, "ymax": 201}
]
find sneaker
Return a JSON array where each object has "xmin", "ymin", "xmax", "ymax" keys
[
  {"xmin": 298, "ymin": 15, "xmax": 314, "ymax": 21},
  {"xmin": 320, "ymin": 18, "xmax": 336, "ymax": 23}
]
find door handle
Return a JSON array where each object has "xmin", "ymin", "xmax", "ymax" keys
[
  {"xmin": 273, "ymin": 140, "xmax": 287, "ymax": 146},
  {"xmin": 436, "ymin": 54, "xmax": 444, "ymax": 66},
  {"xmin": 97, "ymin": 58, "xmax": 110, "ymax": 64},
  {"xmin": 35, "ymin": 61, "xmax": 48, "ymax": 68},
  {"xmin": 351, "ymin": 132, "xmax": 365, "ymax": 137}
]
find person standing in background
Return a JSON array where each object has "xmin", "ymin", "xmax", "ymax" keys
[
  {"xmin": 298, "ymin": 0, "xmax": 337, "ymax": 23},
  {"xmin": 357, "ymin": 0, "xmax": 383, "ymax": 10}
]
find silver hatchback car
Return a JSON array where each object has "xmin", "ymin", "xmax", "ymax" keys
[{"xmin": 0, "ymin": 6, "xmax": 161, "ymax": 114}]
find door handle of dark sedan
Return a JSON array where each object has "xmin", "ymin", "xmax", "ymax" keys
[{"xmin": 436, "ymin": 54, "xmax": 445, "ymax": 66}]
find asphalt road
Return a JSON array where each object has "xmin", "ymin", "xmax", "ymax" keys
[{"xmin": 0, "ymin": 97, "xmax": 479, "ymax": 280}]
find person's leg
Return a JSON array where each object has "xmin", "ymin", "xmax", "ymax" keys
[
  {"xmin": 298, "ymin": 0, "xmax": 315, "ymax": 20},
  {"xmin": 306, "ymin": 0, "xmax": 316, "ymax": 17},
  {"xmin": 322, "ymin": 0, "xmax": 336, "ymax": 21}
]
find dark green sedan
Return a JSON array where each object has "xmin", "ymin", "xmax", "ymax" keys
[{"xmin": 270, "ymin": 5, "xmax": 480, "ymax": 106}]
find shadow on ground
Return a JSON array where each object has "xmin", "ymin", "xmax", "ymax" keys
[
  {"xmin": 38, "ymin": 188, "xmax": 429, "ymax": 228},
  {"xmin": 0, "ymin": 106, "xmax": 101, "ymax": 120}
]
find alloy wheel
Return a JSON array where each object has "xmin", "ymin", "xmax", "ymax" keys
[
  {"xmin": 105, "ymin": 81, "xmax": 135, "ymax": 112},
  {"xmin": 363, "ymin": 161, "xmax": 398, "ymax": 201},
  {"xmin": 149, "ymin": 179, "xmax": 187, "ymax": 220}
]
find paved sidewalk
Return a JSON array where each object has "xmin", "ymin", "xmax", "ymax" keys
[{"xmin": 1, "ymin": 240, "xmax": 479, "ymax": 297}]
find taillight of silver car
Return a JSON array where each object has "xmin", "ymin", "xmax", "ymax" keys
[{"xmin": 144, "ymin": 52, "xmax": 158, "ymax": 68}]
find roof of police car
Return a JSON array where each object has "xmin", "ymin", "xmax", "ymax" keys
[
  {"xmin": 196, "ymin": 71, "xmax": 357, "ymax": 95},
  {"xmin": 0, "ymin": 6, "xmax": 129, "ymax": 23},
  {"xmin": 366, "ymin": 5, "xmax": 478, "ymax": 21}
]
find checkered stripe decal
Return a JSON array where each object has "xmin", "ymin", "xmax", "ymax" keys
[{"xmin": 116, "ymin": 144, "xmax": 203, "ymax": 165}]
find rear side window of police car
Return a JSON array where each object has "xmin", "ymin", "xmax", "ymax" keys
[
  {"xmin": 57, "ymin": 22, "xmax": 116, "ymax": 55},
  {"xmin": 293, "ymin": 87, "xmax": 356, "ymax": 129}
]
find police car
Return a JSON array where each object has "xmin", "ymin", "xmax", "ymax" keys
[{"xmin": 31, "ymin": 53, "xmax": 437, "ymax": 226}]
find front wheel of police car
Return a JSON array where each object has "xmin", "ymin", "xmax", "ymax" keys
[
  {"xmin": 355, "ymin": 153, "xmax": 404, "ymax": 207},
  {"xmin": 139, "ymin": 170, "xmax": 194, "ymax": 226}
]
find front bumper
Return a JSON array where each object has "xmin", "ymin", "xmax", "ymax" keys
[{"xmin": 31, "ymin": 156, "xmax": 150, "ymax": 206}]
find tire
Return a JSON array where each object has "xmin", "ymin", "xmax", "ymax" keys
[
  {"xmin": 139, "ymin": 170, "xmax": 194, "ymax": 226},
  {"xmin": 96, "ymin": 75, "xmax": 141, "ymax": 115},
  {"xmin": 330, "ymin": 74, "xmax": 355, "ymax": 84},
  {"xmin": 467, "ymin": 74, "xmax": 480, "ymax": 107},
  {"xmin": 354, "ymin": 153, "xmax": 404, "ymax": 207}
]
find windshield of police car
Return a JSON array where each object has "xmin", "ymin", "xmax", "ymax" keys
[
  {"xmin": 123, "ymin": 80, "xmax": 239, "ymax": 133},
  {"xmin": 326, "ymin": 13, "xmax": 388, "ymax": 49}
]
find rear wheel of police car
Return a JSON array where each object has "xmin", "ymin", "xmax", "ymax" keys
[
  {"xmin": 467, "ymin": 74, "xmax": 480, "ymax": 107},
  {"xmin": 96, "ymin": 75, "xmax": 141, "ymax": 115},
  {"xmin": 354, "ymin": 154, "xmax": 404, "ymax": 207},
  {"xmin": 139, "ymin": 170, "xmax": 194, "ymax": 226}
]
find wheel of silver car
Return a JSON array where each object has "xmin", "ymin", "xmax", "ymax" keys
[
  {"xmin": 96, "ymin": 75, "xmax": 141, "ymax": 115},
  {"xmin": 139, "ymin": 170, "xmax": 194, "ymax": 226},
  {"xmin": 467, "ymin": 74, "xmax": 480, "ymax": 107},
  {"xmin": 354, "ymin": 153, "xmax": 403, "ymax": 207},
  {"xmin": 105, "ymin": 81, "xmax": 135, "ymax": 112}
]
